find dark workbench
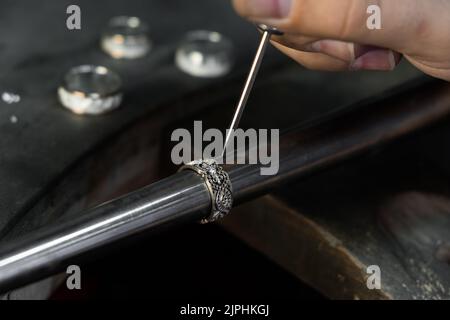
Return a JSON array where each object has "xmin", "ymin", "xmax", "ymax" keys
[{"xmin": 1, "ymin": 0, "xmax": 448, "ymax": 300}]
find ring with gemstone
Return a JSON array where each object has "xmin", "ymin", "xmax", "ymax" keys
[{"xmin": 179, "ymin": 159, "xmax": 233, "ymax": 224}]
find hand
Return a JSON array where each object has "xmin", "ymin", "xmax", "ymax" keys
[{"xmin": 232, "ymin": 0, "xmax": 450, "ymax": 81}]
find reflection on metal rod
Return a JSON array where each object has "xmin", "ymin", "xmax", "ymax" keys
[
  {"xmin": 0, "ymin": 171, "xmax": 210, "ymax": 293},
  {"xmin": 1, "ymin": 78, "xmax": 450, "ymax": 293}
]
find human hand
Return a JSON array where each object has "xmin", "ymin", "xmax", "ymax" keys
[{"xmin": 232, "ymin": 0, "xmax": 450, "ymax": 81}]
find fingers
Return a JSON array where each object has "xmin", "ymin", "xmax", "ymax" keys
[
  {"xmin": 272, "ymin": 42, "xmax": 351, "ymax": 71},
  {"xmin": 234, "ymin": 0, "xmax": 450, "ymax": 80},
  {"xmin": 273, "ymin": 41, "xmax": 402, "ymax": 71},
  {"xmin": 273, "ymin": 36, "xmax": 356, "ymax": 61},
  {"xmin": 233, "ymin": 0, "xmax": 428, "ymax": 51},
  {"xmin": 350, "ymin": 48, "xmax": 401, "ymax": 71},
  {"xmin": 273, "ymin": 33, "xmax": 401, "ymax": 67},
  {"xmin": 306, "ymin": 40, "xmax": 402, "ymax": 70},
  {"xmin": 235, "ymin": 0, "xmax": 404, "ymax": 71}
]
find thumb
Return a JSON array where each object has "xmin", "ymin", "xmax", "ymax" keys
[{"xmin": 232, "ymin": 0, "xmax": 431, "ymax": 52}]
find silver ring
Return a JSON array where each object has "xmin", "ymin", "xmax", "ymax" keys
[
  {"xmin": 101, "ymin": 16, "xmax": 151, "ymax": 59},
  {"xmin": 58, "ymin": 65, "xmax": 123, "ymax": 115},
  {"xmin": 175, "ymin": 30, "xmax": 234, "ymax": 78},
  {"xmin": 179, "ymin": 159, "xmax": 233, "ymax": 224}
]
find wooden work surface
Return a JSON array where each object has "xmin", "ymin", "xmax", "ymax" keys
[{"xmin": 221, "ymin": 121, "xmax": 450, "ymax": 300}]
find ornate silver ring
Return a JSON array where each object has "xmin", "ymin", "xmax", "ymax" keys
[{"xmin": 179, "ymin": 159, "xmax": 233, "ymax": 224}]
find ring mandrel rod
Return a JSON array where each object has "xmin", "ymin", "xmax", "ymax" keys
[{"xmin": 1, "ymin": 78, "xmax": 450, "ymax": 293}]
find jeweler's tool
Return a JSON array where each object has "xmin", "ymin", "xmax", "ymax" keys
[
  {"xmin": 1, "ymin": 77, "xmax": 447, "ymax": 294},
  {"xmin": 221, "ymin": 24, "xmax": 283, "ymax": 158}
]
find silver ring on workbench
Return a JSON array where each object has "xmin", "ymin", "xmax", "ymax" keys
[
  {"xmin": 179, "ymin": 159, "xmax": 233, "ymax": 224},
  {"xmin": 58, "ymin": 65, "xmax": 123, "ymax": 115},
  {"xmin": 101, "ymin": 16, "xmax": 151, "ymax": 59}
]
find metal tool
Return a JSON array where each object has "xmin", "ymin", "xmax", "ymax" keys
[
  {"xmin": 221, "ymin": 24, "xmax": 283, "ymax": 158},
  {"xmin": 0, "ymin": 77, "xmax": 444, "ymax": 294}
]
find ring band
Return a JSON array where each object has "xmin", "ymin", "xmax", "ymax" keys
[
  {"xmin": 58, "ymin": 65, "xmax": 123, "ymax": 115},
  {"xmin": 179, "ymin": 159, "xmax": 233, "ymax": 224},
  {"xmin": 101, "ymin": 16, "xmax": 151, "ymax": 59}
]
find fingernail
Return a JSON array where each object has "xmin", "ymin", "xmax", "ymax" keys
[
  {"xmin": 310, "ymin": 41, "xmax": 322, "ymax": 52},
  {"xmin": 246, "ymin": 0, "xmax": 293, "ymax": 18},
  {"xmin": 354, "ymin": 45, "xmax": 380, "ymax": 59},
  {"xmin": 350, "ymin": 49, "xmax": 400, "ymax": 71},
  {"xmin": 308, "ymin": 40, "xmax": 355, "ymax": 62}
]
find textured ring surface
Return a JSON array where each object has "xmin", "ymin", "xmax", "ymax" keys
[{"xmin": 179, "ymin": 159, "xmax": 233, "ymax": 224}]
